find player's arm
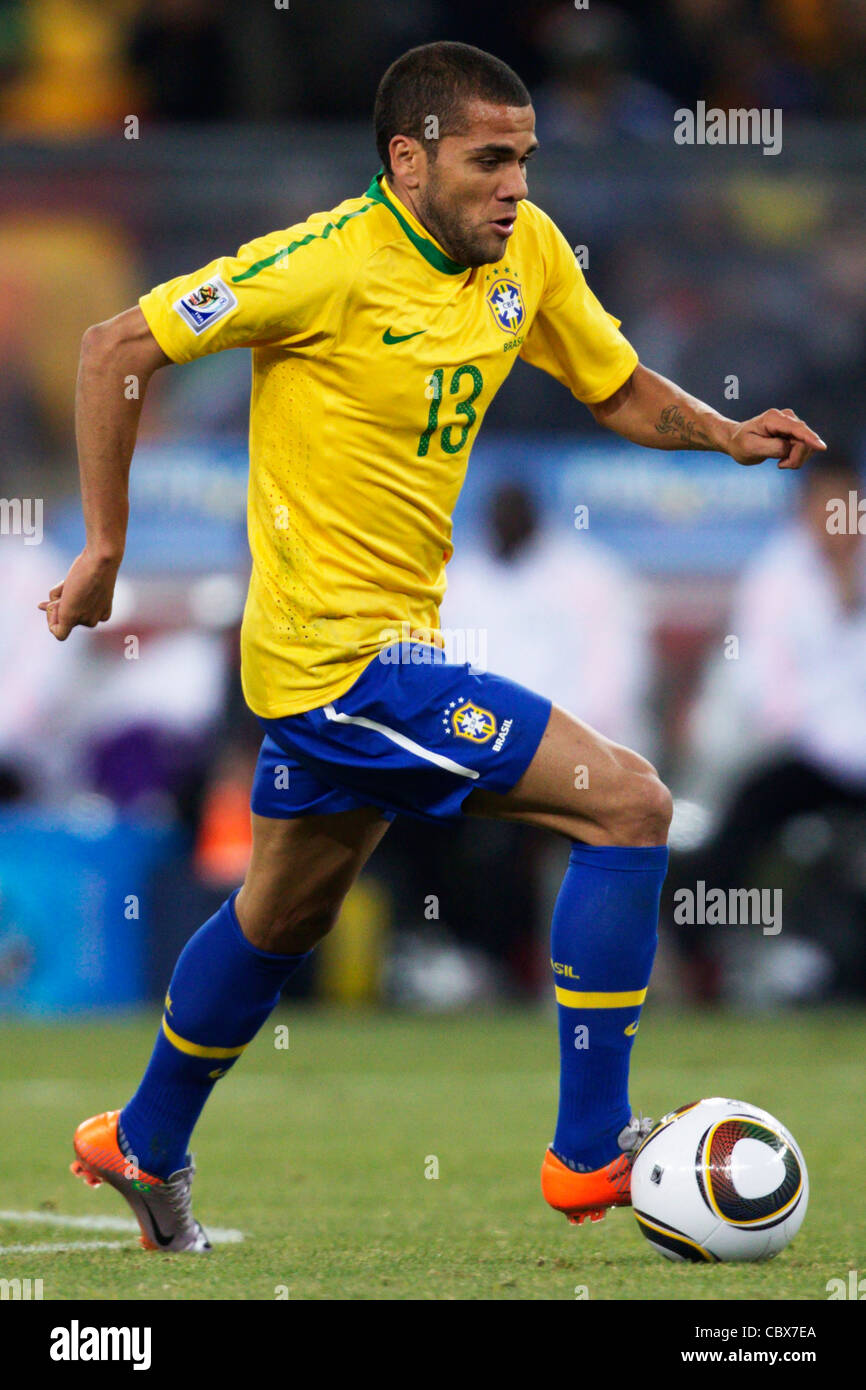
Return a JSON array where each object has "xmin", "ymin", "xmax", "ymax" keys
[
  {"xmin": 521, "ymin": 211, "xmax": 826, "ymax": 468},
  {"xmin": 43, "ymin": 219, "xmax": 349, "ymax": 641},
  {"xmin": 39, "ymin": 307, "xmax": 170, "ymax": 640},
  {"xmin": 589, "ymin": 363, "xmax": 826, "ymax": 469},
  {"xmin": 42, "ymin": 218, "xmax": 354, "ymax": 640}
]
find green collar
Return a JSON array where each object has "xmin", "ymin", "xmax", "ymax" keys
[{"xmin": 365, "ymin": 170, "xmax": 469, "ymax": 276}]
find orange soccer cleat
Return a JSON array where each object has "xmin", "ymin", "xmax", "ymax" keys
[
  {"xmin": 70, "ymin": 1109, "xmax": 210, "ymax": 1253},
  {"xmin": 541, "ymin": 1116, "xmax": 655, "ymax": 1226}
]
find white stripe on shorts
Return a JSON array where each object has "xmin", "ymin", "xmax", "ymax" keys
[{"xmin": 322, "ymin": 704, "xmax": 480, "ymax": 780}]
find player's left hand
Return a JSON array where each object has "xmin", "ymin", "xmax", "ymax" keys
[{"xmin": 728, "ymin": 408, "xmax": 826, "ymax": 469}]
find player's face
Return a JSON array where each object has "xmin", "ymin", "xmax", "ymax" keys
[{"xmin": 417, "ymin": 101, "xmax": 538, "ymax": 267}]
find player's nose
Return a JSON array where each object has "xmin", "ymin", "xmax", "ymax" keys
[{"xmin": 497, "ymin": 166, "xmax": 529, "ymax": 204}]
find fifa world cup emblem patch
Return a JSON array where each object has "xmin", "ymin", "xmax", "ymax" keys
[
  {"xmin": 173, "ymin": 275, "xmax": 238, "ymax": 334},
  {"xmin": 443, "ymin": 699, "xmax": 498, "ymax": 743},
  {"xmin": 486, "ymin": 277, "xmax": 525, "ymax": 334}
]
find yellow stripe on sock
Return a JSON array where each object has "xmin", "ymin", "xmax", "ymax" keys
[
  {"xmin": 161, "ymin": 1016, "xmax": 249, "ymax": 1059},
  {"xmin": 554, "ymin": 986, "xmax": 648, "ymax": 1009}
]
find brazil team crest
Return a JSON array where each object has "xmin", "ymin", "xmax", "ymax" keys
[
  {"xmin": 443, "ymin": 699, "xmax": 498, "ymax": 743},
  {"xmin": 486, "ymin": 277, "xmax": 525, "ymax": 335}
]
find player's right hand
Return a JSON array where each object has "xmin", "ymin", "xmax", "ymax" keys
[{"xmin": 38, "ymin": 549, "xmax": 120, "ymax": 641}]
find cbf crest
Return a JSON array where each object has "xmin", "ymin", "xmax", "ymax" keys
[
  {"xmin": 486, "ymin": 276, "xmax": 525, "ymax": 335},
  {"xmin": 442, "ymin": 698, "xmax": 498, "ymax": 743}
]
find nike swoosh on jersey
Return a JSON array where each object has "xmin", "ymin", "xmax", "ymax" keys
[{"xmin": 382, "ymin": 327, "xmax": 427, "ymax": 344}]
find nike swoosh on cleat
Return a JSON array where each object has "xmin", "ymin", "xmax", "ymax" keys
[
  {"xmin": 140, "ymin": 1199, "xmax": 176, "ymax": 1248},
  {"xmin": 382, "ymin": 327, "xmax": 426, "ymax": 344}
]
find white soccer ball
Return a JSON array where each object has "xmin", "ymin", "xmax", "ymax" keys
[{"xmin": 630, "ymin": 1097, "xmax": 808, "ymax": 1263}]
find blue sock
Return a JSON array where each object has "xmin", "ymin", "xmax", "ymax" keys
[
  {"xmin": 120, "ymin": 890, "xmax": 310, "ymax": 1179},
  {"xmin": 551, "ymin": 841, "xmax": 668, "ymax": 1171}
]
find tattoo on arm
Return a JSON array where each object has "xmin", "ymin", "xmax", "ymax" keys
[{"xmin": 654, "ymin": 403, "xmax": 711, "ymax": 447}]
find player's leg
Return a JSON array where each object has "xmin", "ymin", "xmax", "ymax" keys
[
  {"xmin": 71, "ymin": 803, "xmax": 390, "ymax": 1251},
  {"xmin": 234, "ymin": 650, "xmax": 667, "ymax": 1228},
  {"xmin": 120, "ymin": 804, "xmax": 391, "ymax": 1174},
  {"xmin": 463, "ymin": 702, "xmax": 671, "ymax": 844},
  {"xmin": 464, "ymin": 704, "xmax": 672, "ymax": 1223},
  {"xmin": 232, "ymin": 807, "xmax": 391, "ymax": 952}
]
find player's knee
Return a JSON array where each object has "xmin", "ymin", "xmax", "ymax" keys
[
  {"xmin": 236, "ymin": 892, "xmax": 342, "ymax": 955},
  {"xmin": 606, "ymin": 767, "xmax": 673, "ymax": 847}
]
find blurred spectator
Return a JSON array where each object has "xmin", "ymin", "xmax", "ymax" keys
[
  {"xmin": 687, "ymin": 454, "xmax": 866, "ymax": 804},
  {"xmin": 194, "ymin": 739, "xmax": 258, "ymax": 889},
  {"xmin": 7, "ymin": 490, "xmax": 252, "ymax": 829},
  {"xmin": 671, "ymin": 455, "xmax": 866, "ymax": 998},
  {"xmin": 71, "ymin": 627, "xmax": 231, "ymax": 817},
  {"xmin": 0, "ymin": 537, "xmax": 89, "ymax": 800}
]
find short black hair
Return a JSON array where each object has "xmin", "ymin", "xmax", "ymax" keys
[{"xmin": 374, "ymin": 41, "xmax": 531, "ymax": 176}]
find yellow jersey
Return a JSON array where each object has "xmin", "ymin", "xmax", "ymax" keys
[{"xmin": 139, "ymin": 170, "xmax": 639, "ymax": 718}]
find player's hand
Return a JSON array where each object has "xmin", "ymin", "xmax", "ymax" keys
[
  {"xmin": 38, "ymin": 549, "xmax": 120, "ymax": 641},
  {"xmin": 728, "ymin": 408, "xmax": 826, "ymax": 469}
]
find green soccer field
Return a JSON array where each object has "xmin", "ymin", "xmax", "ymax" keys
[{"xmin": 0, "ymin": 1006, "xmax": 862, "ymax": 1301}]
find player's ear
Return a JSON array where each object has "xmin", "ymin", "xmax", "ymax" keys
[{"xmin": 389, "ymin": 135, "xmax": 422, "ymax": 188}]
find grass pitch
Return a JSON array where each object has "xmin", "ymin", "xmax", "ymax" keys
[{"xmin": 0, "ymin": 1006, "xmax": 862, "ymax": 1301}]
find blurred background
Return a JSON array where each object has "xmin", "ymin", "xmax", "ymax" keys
[{"xmin": 2, "ymin": 0, "xmax": 866, "ymax": 1017}]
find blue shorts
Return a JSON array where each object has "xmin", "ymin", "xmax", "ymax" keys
[{"xmin": 250, "ymin": 641, "xmax": 552, "ymax": 823}]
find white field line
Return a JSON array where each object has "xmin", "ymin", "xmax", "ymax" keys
[
  {"xmin": 0, "ymin": 1210, "xmax": 243, "ymax": 1244},
  {"xmin": 0, "ymin": 1240, "xmax": 129, "ymax": 1255}
]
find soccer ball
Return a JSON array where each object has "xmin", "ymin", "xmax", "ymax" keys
[{"xmin": 630, "ymin": 1097, "xmax": 808, "ymax": 1263}]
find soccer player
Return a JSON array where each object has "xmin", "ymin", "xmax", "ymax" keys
[{"xmin": 43, "ymin": 42, "xmax": 824, "ymax": 1252}]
